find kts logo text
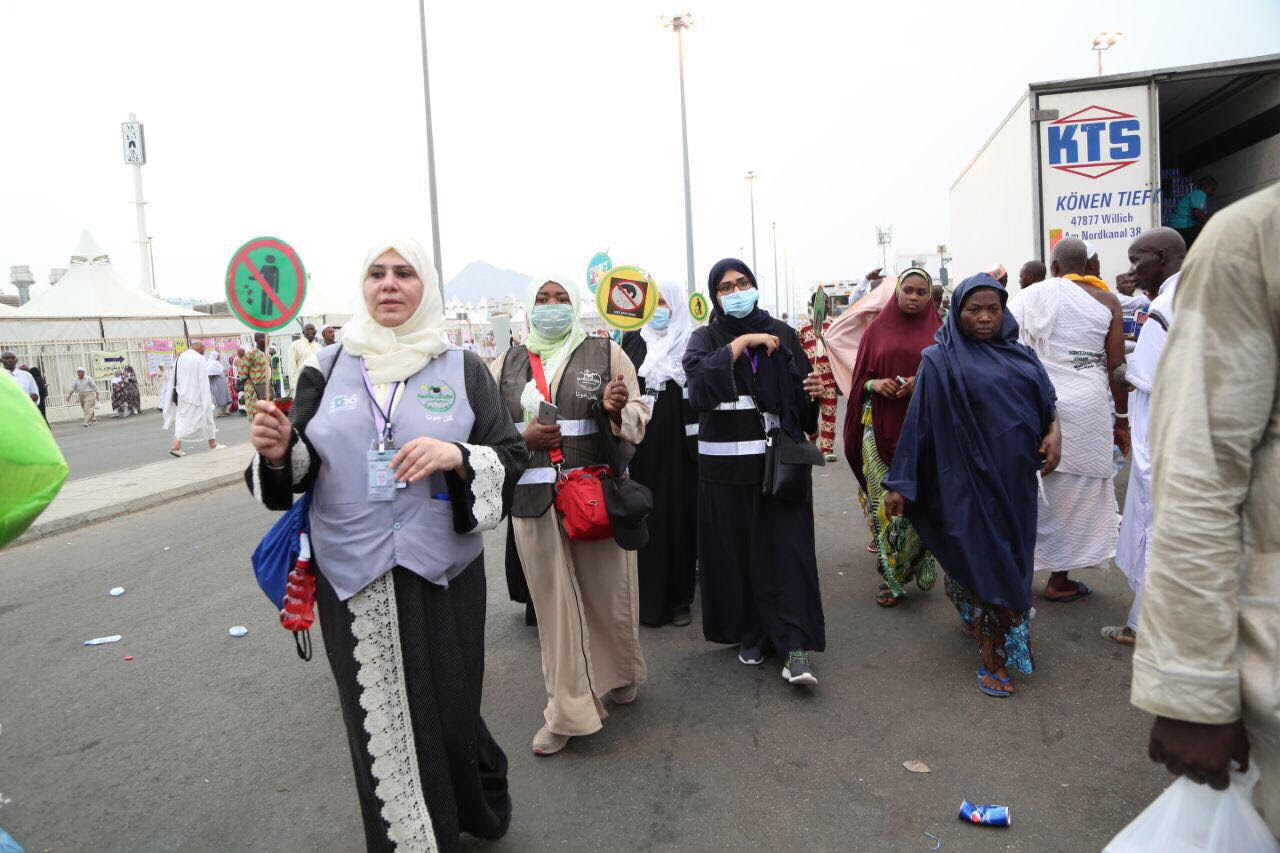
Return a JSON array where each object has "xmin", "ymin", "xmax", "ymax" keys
[{"xmin": 1046, "ymin": 106, "xmax": 1140, "ymax": 179}]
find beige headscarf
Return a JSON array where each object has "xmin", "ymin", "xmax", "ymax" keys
[{"xmin": 339, "ymin": 237, "xmax": 451, "ymax": 384}]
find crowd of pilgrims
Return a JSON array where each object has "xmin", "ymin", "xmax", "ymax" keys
[{"xmin": 245, "ymin": 233, "xmax": 1141, "ymax": 851}]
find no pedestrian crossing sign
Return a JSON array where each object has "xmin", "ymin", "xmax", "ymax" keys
[{"xmin": 225, "ymin": 236, "xmax": 307, "ymax": 333}]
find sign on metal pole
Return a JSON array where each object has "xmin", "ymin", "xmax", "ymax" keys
[
  {"xmin": 121, "ymin": 121, "xmax": 146, "ymax": 165},
  {"xmin": 225, "ymin": 236, "xmax": 307, "ymax": 333},
  {"xmin": 687, "ymin": 292, "xmax": 709, "ymax": 323},
  {"xmin": 595, "ymin": 265, "xmax": 658, "ymax": 332},
  {"xmin": 586, "ymin": 251, "xmax": 612, "ymax": 294}
]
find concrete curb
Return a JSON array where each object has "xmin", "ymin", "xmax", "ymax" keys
[{"xmin": 14, "ymin": 471, "xmax": 244, "ymax": 545}]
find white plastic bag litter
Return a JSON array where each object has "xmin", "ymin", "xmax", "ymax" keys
[{"xmin": 1105, "ymin": 764, "xmax": 1280, "ymax": 853}]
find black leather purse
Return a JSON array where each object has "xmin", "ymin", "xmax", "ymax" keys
[{"xmin": 760, "ymin": 420, "xmax": 825, "ymax": 504}]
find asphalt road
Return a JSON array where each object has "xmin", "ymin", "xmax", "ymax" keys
[
  {"xmin": 0, "ymin": 438, "xmax": 1168, "ymax": 851},
  {"xmin": 50, "ymin": 410, "xmax": 251, "ymax": 481}
]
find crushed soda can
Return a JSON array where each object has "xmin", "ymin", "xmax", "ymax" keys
[{"xmin": 959, "ymin": 800, "xmax": 1011, "ymax": 827}]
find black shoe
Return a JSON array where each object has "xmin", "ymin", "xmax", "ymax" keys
[
  {"xmin": 672, "ymin": 605, "xmax": 692, "ymax": 627},
  {"xmin": 524, "ymin": 602, "xmax": 537, "ymax": 627},
  {"xmin": 738, "ymin": 641, "xmax": 765, "ymax": 666},
  {"xmin": 782, "ymin": 651, "xmax": 818, "ymax": 685}
]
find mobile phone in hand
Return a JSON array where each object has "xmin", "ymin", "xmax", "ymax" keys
[{"xmin": 537, "ymin": 401, "xmax": 558, "ymax": 425}]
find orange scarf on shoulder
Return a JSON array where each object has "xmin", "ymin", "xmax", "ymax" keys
[{"xmin": 1064, "ymin": 273, "xmax": 1110, "ymax": 292}]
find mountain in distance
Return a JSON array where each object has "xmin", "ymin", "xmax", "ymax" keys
[{"xmin": 444, "ymin": 260, "xmax": 530, "ymax": 304}]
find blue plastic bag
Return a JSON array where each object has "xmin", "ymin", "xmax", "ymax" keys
[{"xmin": 250, "ymin": 489, "xmax": 312, "ymax": 609}]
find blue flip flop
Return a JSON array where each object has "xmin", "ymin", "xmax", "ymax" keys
[
  {"xmin": 1046, "ymin": 580, "xmax": 1093, "ymax": 603},
  {"xmin": 977, "ymin": 667, "xmax": 1014, "ymax": 698}
]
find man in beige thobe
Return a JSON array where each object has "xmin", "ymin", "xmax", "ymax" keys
[
  {"xmin": 1131, "ymin": 183, "xmax": 1280, "ymax": 836},
  {"xmin": 65, "ymin": 369, "xmax": 99, "ymax": 426}
]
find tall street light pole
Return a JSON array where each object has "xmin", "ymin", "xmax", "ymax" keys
[
  {"xmin": 665, "ymin": 14, "xmax": 697, "ymax": 296},
  {"xmin": 745, "ymin": 171, "xmax": 758, "ymax": 274},
  {"xmin": 417, "ymin": 0, "xmax": 445, "ymax": 287},
  {"xmin": 771, "ymin": 221, "xmax": 779, "ymax": 314}
]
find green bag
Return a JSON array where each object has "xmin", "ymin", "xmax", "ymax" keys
[{"xmin": 0, "ymin": 376, "xmax": 68, "ymax": 547}]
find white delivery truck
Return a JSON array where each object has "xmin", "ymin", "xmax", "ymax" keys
[{"xmin": 949, "ymin": 53, "xmax": 1280, "ymax": 287}]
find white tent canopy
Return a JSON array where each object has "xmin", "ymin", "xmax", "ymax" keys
[{"xmin": 19, "ymin": 230, "xmax": 200, "ymax": 319}]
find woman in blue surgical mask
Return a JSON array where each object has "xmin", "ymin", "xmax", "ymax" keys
[
  {"xmin": 490, "ymin": 273, "xmax": 651, "ymax": 757},
  {"xmin": 621, "ymin": 282, "xmax": 699, "ymax": 628},
  {"xmin": 682, "ymin": 258, "xmax": 829, "ymax": 688}
]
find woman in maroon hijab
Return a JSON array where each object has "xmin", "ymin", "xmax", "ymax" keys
[{"xmin": 844, "ymin": 268, "xmax": 943, "ymax": 606}]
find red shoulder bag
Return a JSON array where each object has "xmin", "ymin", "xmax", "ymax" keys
[{"xmin": 529, "ymin": 353, "xmax": 613, "ymax": 541}]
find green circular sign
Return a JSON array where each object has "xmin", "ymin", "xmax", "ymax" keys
[
  {"xmin": 688, "ymin": 292, "xmax": 710, "ymax": 323},
  {"xmin": 225, "ymin": 236, "xmax": 307, "ymax": 333}
]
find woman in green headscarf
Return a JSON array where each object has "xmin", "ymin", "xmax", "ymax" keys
[{"xmin": 491, "ymin": 273, "xmax": 651, "ymax": 757}]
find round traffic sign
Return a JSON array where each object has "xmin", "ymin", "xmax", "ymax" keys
[
  {"xmin": 586, "ymin": 251, "xmax": 612, "ymax": 294},
  {"xmin": 595, "ymin": 265, "xmax": 658, "ymax": 331},
  {"xmin": 225, "ymin": 236, "xmax": 307, "ymax": 333},
  {"xmin": 688, "ymin": 292, "xmax": 710, "ymax": 323}
]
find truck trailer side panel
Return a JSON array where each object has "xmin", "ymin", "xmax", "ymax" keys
[{"xmin": 948, "ymin": 91, "xmax": 1037, "ymax": 284}]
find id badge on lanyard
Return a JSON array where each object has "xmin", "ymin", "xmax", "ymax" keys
[{"xmin": 362, "ymin": 361, "xmax": 406, "ymax": 502}]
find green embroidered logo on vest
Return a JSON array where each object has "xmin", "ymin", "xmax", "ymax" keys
[{"xmin": 418, "ymin": 382, "xmax": 456, "ymax": 413}]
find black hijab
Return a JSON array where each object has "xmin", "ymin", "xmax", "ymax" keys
[{"xmin": 706, "ymin": 258, "xmax": 808, "ymax": 440}]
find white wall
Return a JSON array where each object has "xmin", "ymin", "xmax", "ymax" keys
[{"xmin": 948, "ymin": 92, "xmax": 1038, "ymax": 285}]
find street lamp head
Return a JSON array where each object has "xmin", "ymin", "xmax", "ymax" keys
[
  {"xmin": 663, "ymin": 13, "xmax": 694, "ymax": 30},
  {"xmin": 1092, "ymin": 31, "xmax": 1122, "ymax": 49},
  {"xmin": 745, "ymin": 170, "xmax": 756, "ymax": 180}
]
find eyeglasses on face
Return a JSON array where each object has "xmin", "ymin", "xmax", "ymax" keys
[{"xmin": 715, "ymin": 276, "xmax": 754, "ymax": 295}]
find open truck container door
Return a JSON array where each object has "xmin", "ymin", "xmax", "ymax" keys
[
  {"xmin": 950, "ymin": 53, "xmax": 1280, "ymax": 290},
  {"xmin": 1034, "ymin": 84, "xmax": 1159, "ymax": 282}
]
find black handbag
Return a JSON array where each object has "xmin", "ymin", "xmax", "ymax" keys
[
  {"xmin": 591, "ymin": 402, "xmax": 653, "ymax": 551},
  {"xmin": 760, "ymin": 420, "xmax": 825, "ymax": 504}
]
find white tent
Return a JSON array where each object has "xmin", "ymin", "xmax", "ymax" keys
[{"xmin": 18, "ymin": 230, "xmax": 199, "ymax": 319}]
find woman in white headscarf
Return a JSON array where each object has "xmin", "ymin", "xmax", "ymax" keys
[
  {"xmin": 247, "ymin": 236, "xmax": 524, "ymax": 851},
  {"xmin": 621, "ymin": 282, "xmax": 699, "ymax": 627},
  {"xmin": 491, "ymin": 273, "xmax": 650, "ymax": 756}
]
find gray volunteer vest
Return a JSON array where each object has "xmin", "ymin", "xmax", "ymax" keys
[
  {"xmin": 499, "ymin": 338, "xmax": 612, "ymax": 518},
  {"xmin": 306, "ymin": 346, "xmax": 480, "ymax": 600}
]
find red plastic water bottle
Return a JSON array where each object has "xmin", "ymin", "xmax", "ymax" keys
[{"xmin": 280, "ymin": 533, "xmax": 316, "ymax": 633}]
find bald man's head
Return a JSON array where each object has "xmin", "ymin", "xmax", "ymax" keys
[
  {"xmin": 1019, "ymin": 260, "xmax": 1047, "ymax": 288},
  {"xmin": 1050, "ymin": 238, "xmax": 1089, "ymax": 278},
  {"xmin": 1127, "ymin": 227, "xmax": 1187, "ymax": 295}
]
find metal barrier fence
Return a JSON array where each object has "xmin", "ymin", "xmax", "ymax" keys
[{"xmin": 0, "ymin": 336, "xmax": 252, "ymax": 423}]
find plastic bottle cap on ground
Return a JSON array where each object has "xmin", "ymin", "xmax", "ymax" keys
[
  {"xmin": 109, "ymin": 586, "xmax": 125, "ymax": 597},
  {"xmin": 228, "ymin": 626, "xmax": 248, "ymax": 638}
]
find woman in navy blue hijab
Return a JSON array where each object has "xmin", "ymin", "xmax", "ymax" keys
[{"xmin": 884, "ymin": 274, "xmax": 1061, "ymax": 698}]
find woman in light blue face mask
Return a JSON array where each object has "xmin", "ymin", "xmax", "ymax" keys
[
  {"xmin": 490, "ymin": 274, "xmax": 652, "ymax": 757},
  {"xmin": 682, "ymin": 258, "xmax": 830, "ymax": 688},
  {"xmin": 621, "ymin": 282, "xmax": 699, "ymax": 628}
]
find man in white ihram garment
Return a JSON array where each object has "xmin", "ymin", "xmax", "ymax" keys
[
  {"xmin": 1009, "ymin": 237, "xmax": 1130, "ymax": 603},
  {"xmin": 164, "ymin": 340, "xmax": 225, "ymax": 457},
  {"xmin": 1102, "ymin": 228, "xmax": 1185, "ymax": 646}
]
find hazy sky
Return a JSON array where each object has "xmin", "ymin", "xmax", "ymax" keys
[{"xmin": 2, "ymin": 0, "xmax": 1276, "ymax": 312}]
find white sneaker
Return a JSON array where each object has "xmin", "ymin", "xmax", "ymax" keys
[{"xmin": 212, "ymin": 444, "xmax": 227, "ymax": 450}]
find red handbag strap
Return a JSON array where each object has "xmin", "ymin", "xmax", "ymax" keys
[{"xmin": 528, "ymin": 353, "xmax": 564, "ymax": 466}]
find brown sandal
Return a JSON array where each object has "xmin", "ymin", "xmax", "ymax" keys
[{"xmin": 875, "ymin": 584, "xmax": 901, "ymax": 607}]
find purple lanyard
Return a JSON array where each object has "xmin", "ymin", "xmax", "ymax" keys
[
  {"xmin": 745, "ymin": 349, "xmax": 760, "ymax": 375},
  {"xmin": 358, "ymin": 358, "xmax": 400, "ymax": 445}
]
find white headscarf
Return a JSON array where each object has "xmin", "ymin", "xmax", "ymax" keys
[
  {"xmin": 339, "ymin": 236, "xmax": 450, "ymax": 384},
  {"xmin": 206, "ymin": 351, "xmax": 225, "ymax": 377},
  {"xmin": 638, "ymin": 281, "xmax": 692, "ymax": 388}
]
